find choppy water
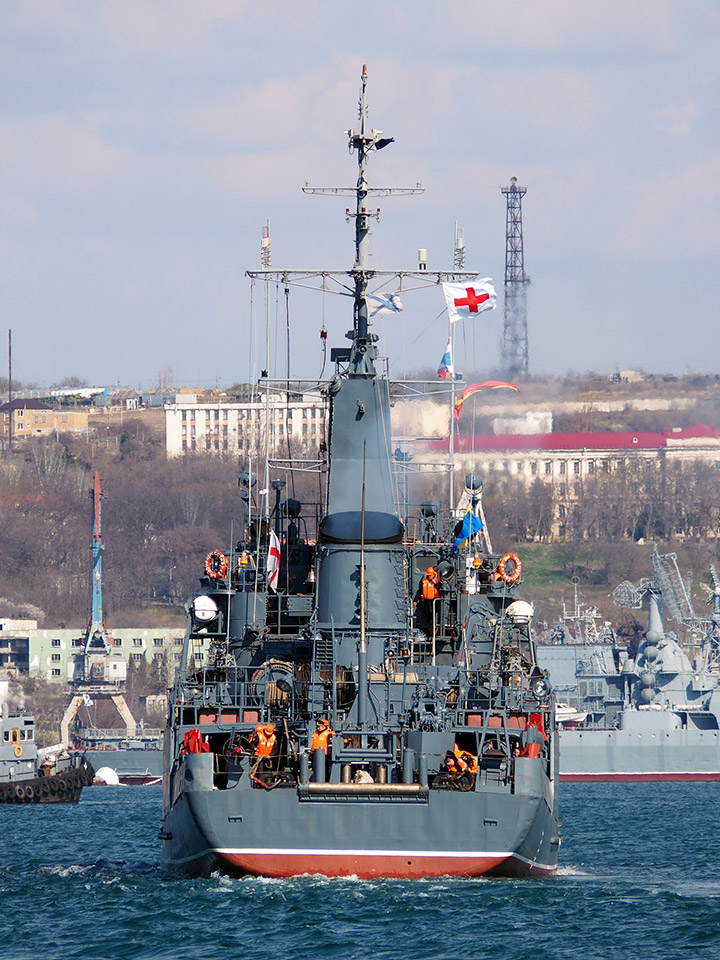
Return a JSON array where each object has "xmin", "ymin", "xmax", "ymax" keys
[{"xmin": 2, "ymin": 783, "xmax": 720, "ymax": 960}]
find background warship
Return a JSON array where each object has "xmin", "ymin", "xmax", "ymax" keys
[
  {"xmin": 539, "ymin": 550, "xmax": 720, "ymax": 780},
  {"xmin": 160, "ymin": 67, "xmax": 559, "ymax": 878}
]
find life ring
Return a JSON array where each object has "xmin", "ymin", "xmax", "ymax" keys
[
  {"xmin": 14, "ymin": 744, "xmax": 23, "ymax": 758},
  {"xmin": 205, "ymin": 550, "xmax": 228, "ymax": 580},
  {"xmin": 498, "ymin": 552, "xmax": 522, "ymax": 585}
]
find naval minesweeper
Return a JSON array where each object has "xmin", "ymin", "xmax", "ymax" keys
[{"xmin": 160, "ymin": 67, "xmax": 559, "ymax": 878}]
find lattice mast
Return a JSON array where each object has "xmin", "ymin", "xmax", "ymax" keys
[{"xmin": 500, "ymin": 177, "xmax": 530, "ymax": 378}]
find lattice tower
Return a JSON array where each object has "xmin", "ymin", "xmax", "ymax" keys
[{"xmin": 500, "ymin": 177, "xmax": 530, "ymax": 378}]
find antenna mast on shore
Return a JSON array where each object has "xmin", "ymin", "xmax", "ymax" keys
[{"xmin": 500, "ymin": 177, "xmax": 530, "ymax": 379}]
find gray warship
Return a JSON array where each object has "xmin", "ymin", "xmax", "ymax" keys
[
  {"xmin": 160, "ymin": 67, "xmax": 559, "ymax": 878},
  {"xmin": 538, "ymin": 550, "xmax": 720, "ymax": 781},
  {"xmin": 0, "ymin": 702, "xmax": 93, "ymax": 804}
]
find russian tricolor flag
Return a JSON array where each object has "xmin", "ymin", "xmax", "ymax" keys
[{"xmin": 437, "ymin": 337, "xmax": 454, "ymax": 379}]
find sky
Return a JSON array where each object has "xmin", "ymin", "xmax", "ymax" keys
[{"xmin": 2, "ymin": 0, "xmax": 719, "ymax": 390}]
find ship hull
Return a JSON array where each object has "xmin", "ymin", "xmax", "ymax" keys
[
  {"xmin": 83, "ymin": 748, "xmax": 162, "ymax": 785},
  {"xmin": 162, "ymin": 758, "xmax": 558, "ymax": 880},
  {"xmin": 558, "ymin": 727, "xmax": 720, "ymax": 781},
  {"xmin": 0, "ymin": 764, "xmax": 94, "ymax": 804}
]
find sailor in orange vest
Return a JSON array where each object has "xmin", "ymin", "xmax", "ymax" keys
[
  {"xmin": 310, "ymin": 717, "xmax": 334, "ymax": 754},
  {"xmin": 443, "ymin": 744, "xmax": 478, "ymax": 777},
  {"xmin": 252, "ymin": 723, "xmax": 277, "ymax": 764},
  {"xmin": 414, "ymin": 566, "xmax": 440, "ymax": 636}
]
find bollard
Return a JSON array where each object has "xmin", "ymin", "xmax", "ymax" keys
[{"xmin": 402, "ymin": 748, "xmax": 415, "ymax": 784}]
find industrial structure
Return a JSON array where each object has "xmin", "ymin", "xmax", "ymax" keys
[
  {"xmin": 60, "ymin": 473, "xmax": 137, "ymax": 743},
  {"xmin": 500, "ymin": 177, "xmax": 530, "ymax": 379}
]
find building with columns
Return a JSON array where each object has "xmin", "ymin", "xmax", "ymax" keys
[{"xmin": 165, "ymin": 393, "xmax": 327, "ymax": 458}]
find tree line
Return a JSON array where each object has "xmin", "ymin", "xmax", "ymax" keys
[{"xmin": 1, "ymin": 426, "xmax": 720, "ymax": 629}]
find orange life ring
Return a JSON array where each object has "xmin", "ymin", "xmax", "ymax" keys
[
  {"xmin": 14, "ymin": 744, "xmax": 23, "ymax": 758},
  {"xmin": 205, "ymin": 550, "xmax": 228, "ymax": 580},
  {"xmin": 498, "ymin": 552, "xmax": 521, "ymax": 585}
]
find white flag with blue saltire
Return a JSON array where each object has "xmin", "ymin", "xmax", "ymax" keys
[{"xmin": 366, "ymin": 291, "xmax": 403, "ymax": 318}]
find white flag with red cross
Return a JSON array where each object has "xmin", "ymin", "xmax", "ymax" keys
[{"xmin": 442, "ymin": 279, "xmax": 496, "ymax": 323}]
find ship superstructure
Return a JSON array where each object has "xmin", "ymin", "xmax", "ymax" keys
[
  {"xmin": 538, "ymin": 551, "xmax": 720, "ymax": 780},
  {"xmin": 160, "ymin": 68, "xmax": 559, "ymax": 878}
]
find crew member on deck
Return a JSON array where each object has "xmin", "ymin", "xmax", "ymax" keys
[
  {"xmin": 414, "ymin": 566, "xmax": 440, "ymax": 636},
  {"xmin": 252, "ymin": 723, "xmax": 277, "ymax": 762},
  {"xmin": 310, "ymin": 718, "xmax": 334, "ymax": 754}
]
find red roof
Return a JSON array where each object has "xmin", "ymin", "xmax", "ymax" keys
[{"xmin": 419, "ymin": 424, "xmax": 720, "ymax": 455}]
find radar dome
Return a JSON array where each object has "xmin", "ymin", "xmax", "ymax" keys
[
  {"xmin": 639, "ymin": 687, "xmax": 655, "ymax": 703},
  {"xmin": 505, "ymin": 600, "xmax": 534, "ymax": 623}
]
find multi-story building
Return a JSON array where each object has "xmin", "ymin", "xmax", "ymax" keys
[
  {"xmin": 0, "ymin": 399, "xmax": 88, "ymax": 443},
  {"xmin": 414, "ymin": 424, "xmax": 720, "ymax": 537},
  {"xmin": 419, "ymin": 424, "xmax": 720, "ymax": 484},
  {"xmin": 0, "ymin": 622, "xmax": 188, "ymax": 682},
  {"xmin": 165, "ymin": 393, "xmax": 328, "ymax": 458}
]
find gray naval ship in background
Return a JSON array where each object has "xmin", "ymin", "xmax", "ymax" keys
[
  {"xmin": 539, "ymin": 550, "xmax": 720, "ymax": 780},
  {"xmin": 160, "ymin": 67, "xmax": 559, "ymax": 879}
]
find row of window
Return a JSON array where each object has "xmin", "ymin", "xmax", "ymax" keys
[
  {"xmin": 180, "ymin": 407, "xmax": 325, "ymax": 422},
  {"xmin": 53, "ymin": 636, "xmax": 174, "ymax": 649},
  {"xmin": 493, "ymin": 456, "xmax": 663, "ymax": 476},
  {"xmin": 3, "ymin": 729, "xmax": 34, "ymax": 741},
  {"xmin": 181, "ymin": 422, "xmax": 319, "ymax": 438}
]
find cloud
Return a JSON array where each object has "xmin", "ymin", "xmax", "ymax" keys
[
  {"xmin": 0, "ymin": 114, "xmax": 128, "ymax": 193},
  {"xmin": 617, "ymin": 154, "xmax": 720, "ymax": 259},
  {"xmin": 653, "ymin": 99, "xmax": 702, "ymax": 136}
]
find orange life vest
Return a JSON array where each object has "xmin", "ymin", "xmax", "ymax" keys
[
  {"xmin": 254, "ymin": 727, "xmax": 277, "ymax": 758},
  {"xmin": 453, "ymin": 743, "xmax": 478, "ymax": 774},
  {"xmin": 421, "ymin": 576, "xmax": 439, "ymax": 600},
  {"xmin": 311, "ymin": 725, "xmax": 334, "ymax": 754}
]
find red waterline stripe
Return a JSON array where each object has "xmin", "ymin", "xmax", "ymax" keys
[
  {"xmin": 560, "ymin": 772, "xmax": 720, "ymax": 782},
  {"xmin": 216, "ymin": 850, "xmax": 552, "ymax": 879}
]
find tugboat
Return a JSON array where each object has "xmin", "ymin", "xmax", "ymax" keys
[
  {"xmin": 0, "ymin": 702, "xmax": 94, "ymax": 804},
  {"xmin": 160, "ymin": 67, "xmax": 559, "ymax": 878}
]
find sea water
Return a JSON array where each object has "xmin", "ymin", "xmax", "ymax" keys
[{"xmin": 2, "ymin": 783, "xmax": 719, "ymax": 960}]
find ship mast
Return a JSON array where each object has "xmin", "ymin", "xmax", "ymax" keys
[{"xmin": 347, "ymin": 65, "xmax": 375, "ymax": 378}]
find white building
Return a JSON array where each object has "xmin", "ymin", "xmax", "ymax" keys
[{"xmin": 165, "ymin": 393, "xmax": 328, "ymax": 458}]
